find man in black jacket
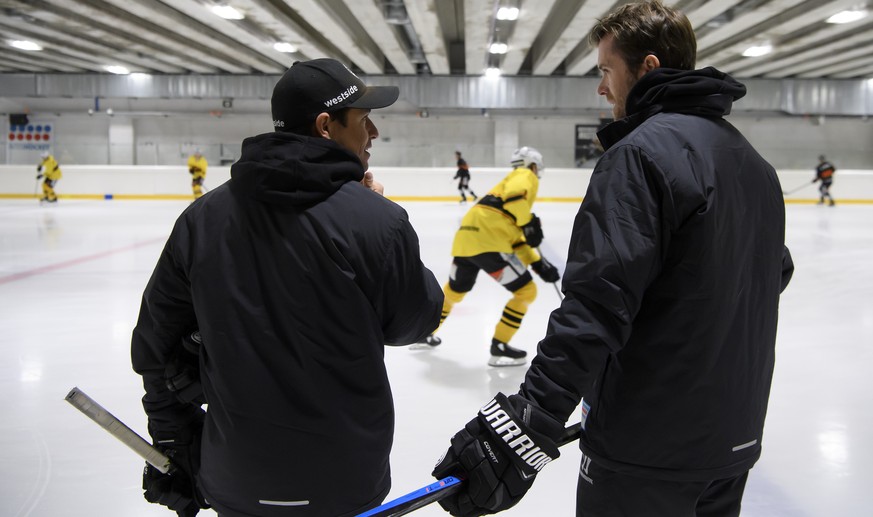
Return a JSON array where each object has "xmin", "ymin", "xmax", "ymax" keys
[
  {"xmin": 132, "ymin": 58, "xmax": 443, "ymax": 517},
  {"xmin": 431, "ymin": 2, "xmax": 795, "ymax": 516}
]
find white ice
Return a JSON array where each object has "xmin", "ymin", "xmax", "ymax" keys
[{"xmin": 0, "ymin": 199, "xmax": 870, "ymax": 516}]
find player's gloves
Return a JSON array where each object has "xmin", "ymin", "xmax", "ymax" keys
[
  {"xmin": 143, "ymin": 414, "xmax": 209, "ymax": 517},
  {"xmin": 188, "ymin": 168, "xmax": 196, "ymax": 175},
  {"xmin": 164, "ymin": 330, "xmax": 205, "ymax": 406},
  {"xmin": 531, "ymin": 257, "xmax": 560, "ymax": 283},
  {"xmin": 521, "ymin": 214, "xmax": 544, "ymax": 247},
  {"xmin": 432, "ymin": 393, "xmax": 563, "ymax": 517},
  {"xmin": 36, "ymin": 174, "xmax": 43, "ymax": 180}
]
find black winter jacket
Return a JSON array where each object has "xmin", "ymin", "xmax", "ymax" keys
[
  {"xmin": 520, "ymin": 68, "xmax": 794, "ymax": 480},
  {"xmin": 131, "ymin": 132, "xmax": 443, "ymax": 516}
]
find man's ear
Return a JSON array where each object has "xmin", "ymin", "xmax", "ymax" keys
[
  {"xmin": 314, "ymin": 112, "xmax": 332, "ymax": 139},
  {"xmin": 642, "ymin": 54, "xmax": 660, "ymax": 73}
]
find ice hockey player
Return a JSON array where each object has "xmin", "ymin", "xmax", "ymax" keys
[
  {"xmin": 453, "ymin": 150, "xmax": 478, "ymax": 203},
  {"xmin": 413, "ymin": 146, "xmax": 560, "ymax": 366},
  {"xmin": 187, "ymin": 149, "xmax": 208, "ymax": 199},
  {"xmin": 813, "ymin": 154, "xmax": 836, "ymax": 206},
  {"xmin": 36, "ymin": 151, "xmax": 62, "ymax": 203}
]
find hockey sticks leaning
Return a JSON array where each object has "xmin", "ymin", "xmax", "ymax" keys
[
  {"xmin": 357, "ymin": 422, "xmax": 582, "ymax": 517},
  {"xmin": 64, "ymin": 387, "xmax": 173, "ymax": 474}
]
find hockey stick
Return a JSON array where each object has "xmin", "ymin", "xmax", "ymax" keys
[
  {"xmin": 782, "ymin": 182, "xmax": 812, "ymax": 195},
  {"xmin": 536, "ymin": 247, "xmax": 564, "ymax": 302},
  {"xmin": 64, "ymin": 387, "xmax": 173, "ymax": 474},
  {"xmin": 551, "ymin": 281, "xmax": 564, "ymax": 301},
  {"xmin": 357, "ymin": 422, "xmax": 582, "ymax": 517}
]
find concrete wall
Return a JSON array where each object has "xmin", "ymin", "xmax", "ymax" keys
[
  {"xmin": 5, "ymin": 111, "xmax": 873, "ymax": 170},
  {"xmin": 1, "ymin": 165, "xmax": 870, "ymax": 203}
]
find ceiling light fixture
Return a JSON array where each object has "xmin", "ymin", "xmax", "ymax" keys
[
  {"xmin": 9, "ymin": 40, "xmax": 42, "ymax": 51},
  {"xmin": 742, "ymin": 44, "xmax": 773, "ymax": 57},
  {"xmin": 485, "ymin": 67, "xmax": 502, "ymax": 78},
  {"xmin": 826, "ymin": 9, "xmax": 868, "ymax": 24},
  {"xmin": 104, "ymin": 65, "xmax": 130, "ymax": 75},
  {"xmin": 211, "ymin": 5, "xmax": 245, "ymax": 20},
  {"xmin": 489, "ymin": 42, "xmax": 508, "ymax": 54},
  {"xmin": 273, "ymin": 42, "xmax": 297, "ymax": 53},
  {"xmin": 496, "ymin": 7, "xmax": 520, "ymax": 21}
]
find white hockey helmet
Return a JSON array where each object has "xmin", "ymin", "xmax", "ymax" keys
[
  {"xmin": 510, "ymin": 146, "xmax": 544, "ymax": 175},
  {"xmin": 40, "ymin": 150, "xmax": 50, "ymax": 159}
]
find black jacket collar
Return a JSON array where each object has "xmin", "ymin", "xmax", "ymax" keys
[{"xmin": 598, "ymin": 67, "xmax": 746, "ymax": 150}]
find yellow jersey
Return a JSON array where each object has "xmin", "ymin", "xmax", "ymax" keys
[
  {"xmin": 188, "ymin": 155, "xmax": 208, "ymax": 179},
  {"xmin": 451, "ymin": 166, "xmax": 541, "ymax": 265}
]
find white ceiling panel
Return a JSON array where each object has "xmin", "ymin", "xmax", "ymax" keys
[{"xmin": 0, "ymin": 0, "xmax": 870, "ymax": 79}]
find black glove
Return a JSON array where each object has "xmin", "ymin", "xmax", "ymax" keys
[
  {"xmin": 165, "ymin": 331, "xmax": 205, "ymax": 406},
  {"xmin": 36, "ymin": 174, "xmax": 44, "ymax": 180},
  {"xmin": 531, "ymin": 256, "xmax": 560, "ymax": 283},
  {"xmin": 143, "ymin": 415, "xmax": 209, "ymax": 516},
  {"xmin": 432, "ymin": 393, "xmax": 562, "ymax": 517},
  {"xmin": 521, "ymin": 214, "xmax": 543, "ymax": 247}
]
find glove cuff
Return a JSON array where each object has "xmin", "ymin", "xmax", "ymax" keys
[{"xmin": 476, "ymin": 393, "xmax": 561, "ymax": 478}]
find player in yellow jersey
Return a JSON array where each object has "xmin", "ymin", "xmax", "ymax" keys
[
  {"xmin": 187, "ymin": 149, "xmax": 208, "ymax": 198},
  {"xmin": 36, "ymin": 151, "xmax": 63, "ymax": 203},
  {"xmin": 413, "ymin": 146, "xmax": 560, "ymax": 366}
]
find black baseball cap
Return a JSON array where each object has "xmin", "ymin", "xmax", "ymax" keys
[{"xmin": 271, "ymin": 58, "xmax": 399, "ymax": 132}]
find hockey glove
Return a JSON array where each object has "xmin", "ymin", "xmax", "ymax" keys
[
  {"xmin": 521, "ymin": 214, "xmax": 544, "ymax": 247},
  {"xmin": 432, "ymin": 393, "xmax": 563, "ymax": 517},
  {"xmin": 164, "ymin": 330, "xmax": 205, "ymax": 406},
  {"xmin": 531, "ymin": 257, "xmax": 560, "ymax": 283},
  {"xmin": 143, "ymin": 415, "xmax": 209, "ymax": 517},
  {"xmin": 36, "ymin": 174, "xmax": 43, "ymax": 180}
]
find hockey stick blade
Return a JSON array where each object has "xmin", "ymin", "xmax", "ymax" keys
[
  {"xmin": 358, "ymin": 422, "xmax": 582, "ymax": 517},
  {"xmin": 64, "ymin": 387, "xmax": 173, "ymax": 474}
]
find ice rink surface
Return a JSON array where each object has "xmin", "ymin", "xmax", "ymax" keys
[{"xmin": 0, "ymin": 197, "xmax": 871, "ymax": 516}]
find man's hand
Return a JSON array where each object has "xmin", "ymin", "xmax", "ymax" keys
[
  {"xmin": 432, "ymin": 393, "xmax": 562, "ymax": 516},
  {"xmin": 361, "ymin": 171, "xmax": 385, "ymax": 196},
  {"xmin": 531, "ymin": 256, "xmax": 560, "ymax": 283},
  {"xmin": 143, "ymin": 416, "xmax": 209, "ymax": 516},
  {"xmin": 521, "ymin": 214, "xmax": 544, "ymax": 247}
]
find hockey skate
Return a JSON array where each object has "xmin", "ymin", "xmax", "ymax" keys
[
  {"xmin": 409, "ymin": 334, "xmax": 441, "ymax": 350},
  {"xmin": 488, "ymin": 339, "xmax": 527, "ymax": 367}
]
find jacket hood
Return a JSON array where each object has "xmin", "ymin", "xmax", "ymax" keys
[
  {"xmin": 627, "ymin": 66, "xmax": 746, "ymax": 117},
  {"xmin": 599, "ymin": 67, "xmax": 746, "ymax": 150},
  {"xmin": 230, "ymin": 131, "xmax": 365, "ymax": 206}
]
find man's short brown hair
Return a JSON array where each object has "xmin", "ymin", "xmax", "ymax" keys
[{"xmin": 588, "ymin": 0, "xmax": 696, "ymax": 71}]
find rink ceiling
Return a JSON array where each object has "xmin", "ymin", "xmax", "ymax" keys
[
  {"xmin": 3, "ymin": 0, "xmax": 873, "ymax": 121},
  {"xmin": 2, "ymin": 0, "xmax": 873, "ymax": 80}
]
